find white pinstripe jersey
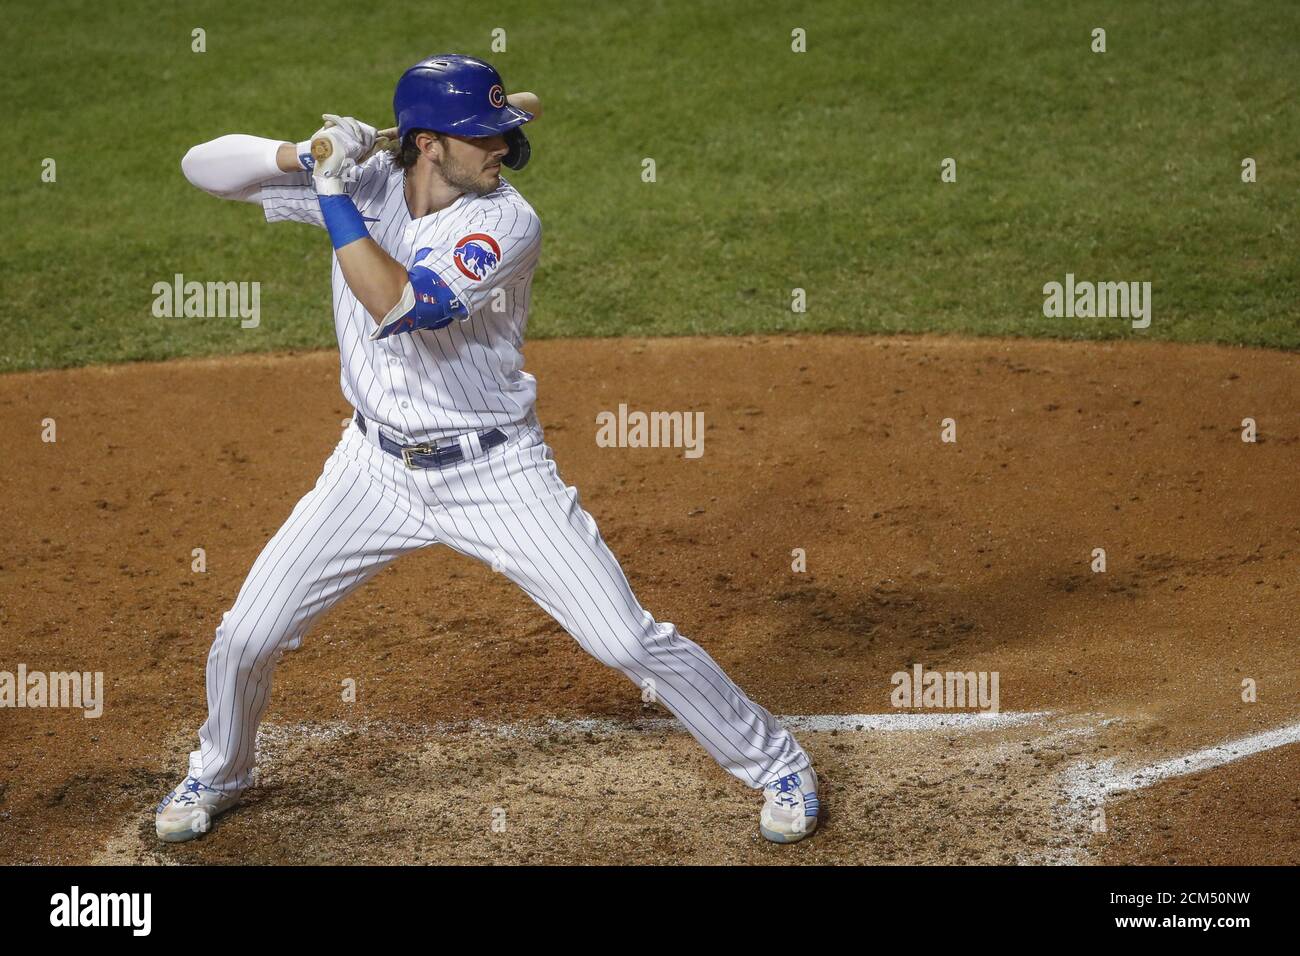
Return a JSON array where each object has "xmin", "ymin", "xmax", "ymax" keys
[{"xmin": 258, "ymin": 151, "xmax": 542, "ymax": 442}]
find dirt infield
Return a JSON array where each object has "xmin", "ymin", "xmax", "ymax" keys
[{"xmin": 1, "ymin": 335, "xmax": 1296, "ymax": 865}]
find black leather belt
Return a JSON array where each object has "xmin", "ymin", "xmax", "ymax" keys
[{"xmin": 354, "ymin": 411, "xmax": 507, "ymax": 470}]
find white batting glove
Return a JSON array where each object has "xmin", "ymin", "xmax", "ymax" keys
[
  {"xmin": 320, "ymin": 114, "xmax": 378, "ymax": 160},
  {"xmin": 308, "ymin": 128, "xmax": 357, "ymax": 196},
  {"xmin": 296, "ymin": 115, "xmax": 377, "ymax": 173}
]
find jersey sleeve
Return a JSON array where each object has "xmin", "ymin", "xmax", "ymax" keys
[
  {"xmin": 411, "ymin": 202, "xmax": 542, "ymax": 315},
  {"xmin": 259, "ymin": 153, "xmax": 389, "ymax": 229}
]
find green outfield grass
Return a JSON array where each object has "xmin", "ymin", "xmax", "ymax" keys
[{"xmin": 3, "ymin": 0, "xmax": 1298, "ymax": 370}]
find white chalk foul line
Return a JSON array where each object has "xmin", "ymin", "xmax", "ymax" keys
[
  {"xmin": 474, "ymin": 711, "xmax": 1053, "ymax": 738},
  {"xmin": 779, "ymin": 712, "xmax": 1052, "ymax": 732},
  {"xmin": 1063, "ymin": 719, "xmax": 1300, "ymax": 806}
]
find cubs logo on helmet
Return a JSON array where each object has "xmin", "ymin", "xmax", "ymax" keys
[
  {"xmin": 488, "ymin": 84, "xmax": 506, "ymax": 108},
  {"xmin": 453, "ymin": 233, "xmax": 502, "ymax": 281}
]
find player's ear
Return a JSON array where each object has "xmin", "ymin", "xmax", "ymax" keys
[{"xmin": 413, "ymin": 130, "xmax": 441, "ymax": 162}]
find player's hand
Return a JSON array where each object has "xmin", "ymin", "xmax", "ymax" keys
[
  {"xmin": 308, "ymin": 128, "xmax": 357, "ymax": 196},
  {"xmin": 362, "ymin": 127, "xmax": 400, "ymax": 163},
  {"xmin": 318, "ymin": 114, "xmax": 378, "ymax": 162}
]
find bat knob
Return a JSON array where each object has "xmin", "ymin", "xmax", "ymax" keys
[{"xmin": 310, "ymin": 136, "xmax": 334, "ymax": 163}]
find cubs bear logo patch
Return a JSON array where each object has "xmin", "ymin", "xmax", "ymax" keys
[{"xmin": 453, "ymin": 233, "xmax": 502, "ymax": 282}]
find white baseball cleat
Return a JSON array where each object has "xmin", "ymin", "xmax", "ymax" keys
[
  {"xmin": 760, "ymin": 767, "xmax": 820, "ymax": 843},
  {"xmin": 155, "ymin": 752, "xmax": 240, "ymax": 843}
]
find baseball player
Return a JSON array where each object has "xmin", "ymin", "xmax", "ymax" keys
[{"xmin": 157, "ymin": 54, "xmax": 820, "ymax": 847}]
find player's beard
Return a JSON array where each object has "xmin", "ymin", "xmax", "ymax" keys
[{"xmin": 435, "ymin": 153, "xmax": 500, "ymax": 197}]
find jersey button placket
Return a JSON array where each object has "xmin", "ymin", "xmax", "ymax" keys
[
  {"xmin": 385, "ymin": 221, "xmax": 420, "ymax": 435},
  {"xmin": 382, "ymin": 346, "xmax": 410, "ymax": 430}
]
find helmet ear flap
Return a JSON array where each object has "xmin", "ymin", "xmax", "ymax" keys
[{"xmin": 503, "ymin": 127, "xmax": 530, "ymax": 170}]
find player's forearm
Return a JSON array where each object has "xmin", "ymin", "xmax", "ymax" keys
[
  {"xmin": 274, "ymin": 142, "xmax": 304, "ymax": 173},
  {"xmin": 319, "ymin": 197, "xmax": 466, "ymax": 339},
  {"xmin": 181, "ymin": 134, "xmax": 302, "ymax": 201},
  {"xmin": 333, "ymin": 238, "xmax": 411, "ymax": 323}
]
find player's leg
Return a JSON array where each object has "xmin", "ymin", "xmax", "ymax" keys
[
  {"xmin": 427, "ymin": 428, "xmax": 812, "ymax": 791},
  {"xmin": 193, "ymin": 423, "xmax": 435, "ymax": 795}
]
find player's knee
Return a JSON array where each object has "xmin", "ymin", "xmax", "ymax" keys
[
  {"xmin": 589, "ymin": 621, "xmax": 667, "ymax": 673},
  {"xmin": 595, "ymin": 642, "xmax": 647, "ymax": 673},
  {"xmin": 212, "ymin": 612, "xmax": 285, "ymax": 673}
]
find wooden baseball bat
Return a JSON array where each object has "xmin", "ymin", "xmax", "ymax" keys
[{"xmin": 348, "ymin": 92, "xmax": 543, "ymax": 164}]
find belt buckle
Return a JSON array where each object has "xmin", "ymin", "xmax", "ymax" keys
[{"xmin": 400, "ymin": 442, "xmax": 438, "ymax": 469}]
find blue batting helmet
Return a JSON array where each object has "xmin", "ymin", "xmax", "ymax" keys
[{"xmin": 393, "ymin": 54, "xmax": 534, "ymax": 169}]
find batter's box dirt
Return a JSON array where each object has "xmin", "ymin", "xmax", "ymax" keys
[{"xmin": 94, "ymin": 714, "xmax": 1111, "ymax": 865}]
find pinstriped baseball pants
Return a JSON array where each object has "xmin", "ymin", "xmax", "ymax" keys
[{"xmin": 194, "ymin": 417, "xmax": 810, "ymax": 795}]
